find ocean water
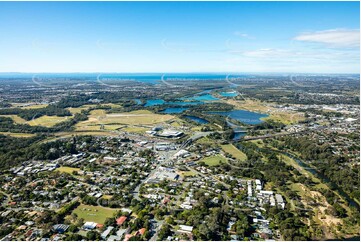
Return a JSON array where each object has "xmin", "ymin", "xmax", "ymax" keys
[{"xmin": 2, "ymin": 73, "xmax": 249, "ymax": 84}]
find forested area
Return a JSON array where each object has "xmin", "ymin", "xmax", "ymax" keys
[
  {"xmin": 0, "ymin": 105, "xmax": 71, "ymax": 120},
  {"xmin": 0, "ymin": 111, "xmax": 88, "ymax": 133},
  {"xmin": 231, "ymin": 141, "xmax": 358, "ymax": 240},
  {"xmin": 277, "ymin": 136, "xmax": 360, "ymax": 202},
  {"xmin": 0, "ymin": 135, "xmax": 78, "ymax": 169}
]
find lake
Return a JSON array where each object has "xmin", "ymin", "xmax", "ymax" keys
[
  {"xmin": 134, "ymin": 99, "xmax": 142, "ymax": 105},
  {"xmin": 144, "ymin": 99, "xmax": 165, "ymax": 107},
  {"xmin": 233, "ymin": 131, "xmax": 247, "ymax": 141},
  {"xmin": 186, "ymin": 94, "xmax": 219, "ymax": 101},
  {"xmin": 208, "ymin": 110, "xmax": 268, "ymax": 125},
  {"xmin": 161, "ymin": 107, "xmax": 189, "ymax": 114},
  {"xmin": 184, "ymin": 115, "xmax": 209, "ymax": 124},
  {"xmin": 220, "ymin": 91, "xmax": 238, "ymax": 97},
  {"xmin": 167, "ymin": 101, "xmax": 203, "ymax": 106}
]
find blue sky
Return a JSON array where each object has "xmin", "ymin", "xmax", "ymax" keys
[{"xmin": 0, "ymin": 1, "xmax": 359, "ymax": 73}]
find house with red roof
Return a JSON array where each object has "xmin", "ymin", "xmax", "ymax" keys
[
  {"xmin": 116, "ymin": 216, "xmax": 127, "ymax": 226},
  {"xmin": 124, "ymin": 234, "xmax": 133, "ymax": 241},
  {"xmin": 135, "ymin": 228, "xmax": 146, "ymax": 236}
]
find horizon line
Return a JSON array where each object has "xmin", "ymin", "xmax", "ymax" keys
[{"xmin": 0, "ymin": 71, "xmax": 359, "ymax": 75}]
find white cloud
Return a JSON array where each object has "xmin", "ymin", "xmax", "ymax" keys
[
  {"xmin": 234, "ymin": 31, "xmax": 249, "ymax": 38},
  {"xmin": 294, "ymin": 29, "xmax": 360, "ymax": 47},
  {"xmin": 238, "ymin": 48, "xmax": 293, "ymax": 58},
  {"xmin": 233, "ymin": 31, "xmax": 254, "ymax": 39}
]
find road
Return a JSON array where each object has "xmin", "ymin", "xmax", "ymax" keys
[{"xmin": 149, "ymin": 218, "xmax": 165, "ymax": 241}]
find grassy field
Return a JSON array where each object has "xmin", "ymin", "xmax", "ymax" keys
[
  {"xmin": 67, "ymin": 104, "xmax": 122, "ymax": 115},
  {"xmin": 170, "ymin": 120, "xmax": 182, "ymax": 127},
  {"xmin": 225, "ymin": 99, "xmax": 272, "ymax": 113},
  {"xmin": 56, "ymin": 166, "xmax": 81, "ymax": 174},
  {"xmin": 20, "ymin": 104, "xmax": 48, "ymax": 109},
  {"xmin": 54, "ymin": 131, "xmax": 118, "ymax": 138},
  {"xmin": 104, "ymin": 125, "xmax": 125, "ymax": 131},
  {"xmin": 221, "ymin": 144, "xmax": 247, "ymax": 161},
  {"xmin": 191, "ymin": 126, "xmax": 203, "ymax": 131},
  {"xmin": 250, "ymin": 140, "xmax": 265, "ymax": 148},
  {"xmin": 0, "ymin": 132, "xmax": 36, "ymax": 138},
  {"xmin": 27, "ymin": 115, "xmax": 69, "ymax": 127},
  {"xmin": 0, "ymin": 115, "xmax": 27, "ymax": 124},
  {"xmin": 196, "ymin": 137, "xmax": 214, "ymax": 144},
  {"xmin": 75, "ymin": 125, "xmax": 102, "ymax": 131},
  {"xmin": 72, "ymin": 204, "xmax": 119, "ymax": 224},
  {"xmin": 262, "ymin": 112, "xmax": 304, "ymax": 125},
  {"xmin": 1, "ymin": 114, "xmax": 69, "ymax": 127},
  {"xmin": 102, "ymin": 195, "xmax": 113, "ymax": 199},
  {"xmin": 122, "ymin": 126, "xmax": 148, "ymax": 133},
  {"xmin": 199, "ymin": 155, "xmax": 228, "ymax": 166},
  {"xmin": 67, "ymin": 105, "xmax": 96, "ymax": 114},
  {"xmin": 179, "ymin": 170, "xmax": 197, "ymax": 177},
  {"xmin": 76, "ymin": 109, "xmax": 174, "ymax": 131}
]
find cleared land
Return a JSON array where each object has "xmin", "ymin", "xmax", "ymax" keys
[
  {"xmin": 56, "ymin": 166, "xmax": 80, "ymax": 174},
  {"xmin": 225, "ymin": 99, "xmax": 272, "ymax": 113},
  {"xmin": 122, "ymin": 126, "xmax": 148, "ymax": 133},
  {"xmin": 0, "ymin": 132, "xmax": 36, "ymax": 138},
  {"xmin": 1, "ymin": 114, "xmax": 69, "ymax": 127},
  {"xmin": 179, "ymin": 170, "xmax": 197, "ymax": 177},
  {"xmin": 67, "ymin": 104, "xmax": 121, "ymax": 114},
  {"xmin": 0, "ymin": 115, "xmax": 27, "ymax": 124},
  {"xmin": 262, "ymin": 112, "xmax": 304, "ymax": 125},
  {"xmin": 221, "ymin": 144, "xmax": 247, "ymax": 161},
  {"xmin": 76, "ymin": 109, "xmax": 174, "ymax": 131},
  {"xmin": 72, "ymin": 204, "xmax": 119, "ymax": 224},
  {"xmin": 67, "ymin": 105, "xmax": 97, "ymax": 114},
  {"xmin": 11, "ymin": 103, "xmax": 48, "ymax": 109},
  {"xmin": 54, "ymin": 131, "xmax": 118, "ymax": 138},
  {"xmin": 20, "ymin": 104, "xmax": 48, "ymax": 109},
  {"xmin": 27, "ymin": 115, "xmax": 69, "ymax": 127},
  {"xmin": 199, "ymin": 155, "xmax": 228, "ymax": 166}
]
